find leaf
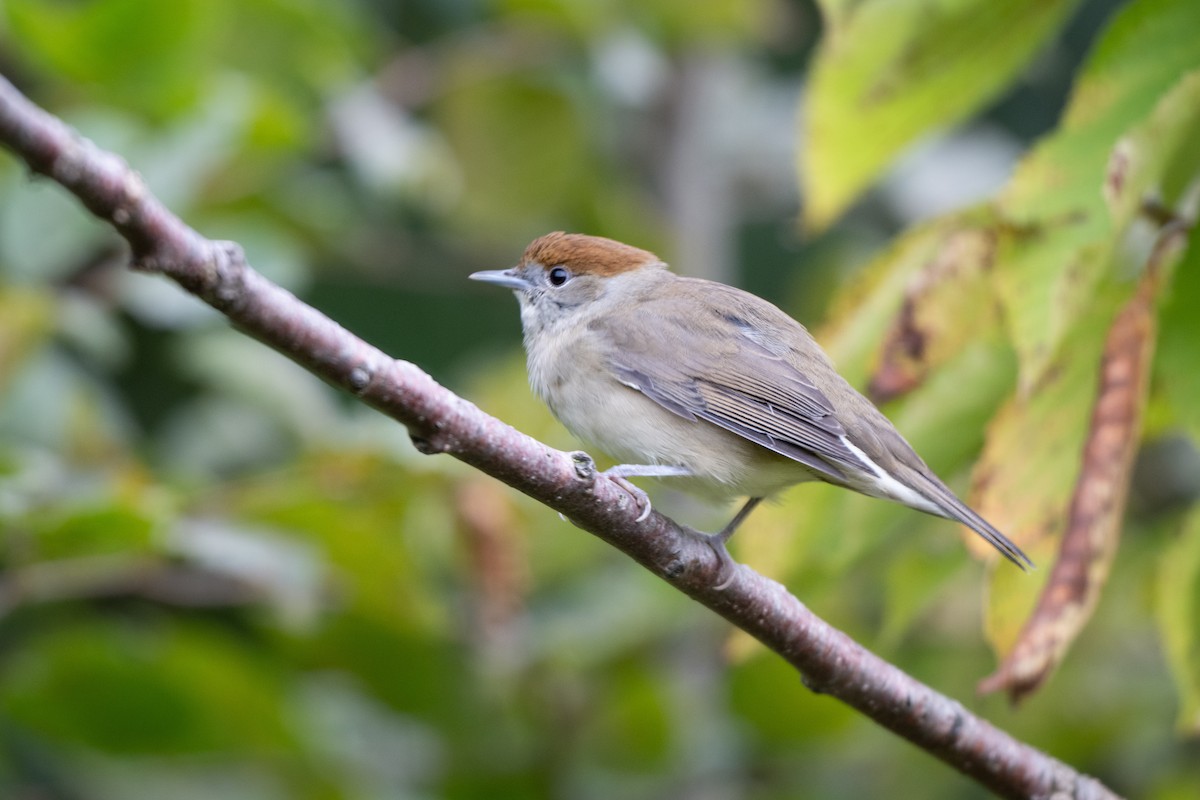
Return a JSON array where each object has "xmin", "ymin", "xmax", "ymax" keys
[
  {"xmin": 586, "ymin": 662, "xmax": 672, "ymax": 769},
  {"xmin": 971, "ymin": 283, "xmax": 1127, "ymax": 655},
  {"xmin": 817, "ymin": 210, "xmax": 991, "ymax": 388},
  {"xmin": 1155, "ymin": 227, "xmax": 1200, "ymax": 434},
  {"xmin": 1153, "ymin": 226, "xmax": 1200, "ymax": 732},
  {"xmin": 28, "ymin": 505, "xmax": 158, "ymax": 562},
  {"xmin": 219, "ymin": 452, "xmax": 442, "ymax": 632},
  {"xmin": 1104, "ymin": 69, "xmax": 1200, "ymax": 226},
  {"xmin": 496, "ymin": 0, "xmax": 768, "ymax": 45},
  {"xmin": 4, "ymin": 0, "xmax": 215, "ymax": 118},
  {"xmin": 979, "ymin": 252, "xmax": 1164, "ymax": 701},
  {"xmin": 0, "ymin": 164, "xmax": 115, "ymax": 283},
  {"xmin": 1157, "ymin": 506, "xmax": 1200, "ymax": 734},
  {"xmin": 994, "ymin": 0, "xmax": 1200, "ymax": 390},
  {"xmin": 0, "ymin": 619, "xmax": 292, "ymax": 754},
  {"xmin": 801, "ymin": 0, "xmax": 1079, "ymax": 231},
  {"xmin": 867, "ymin": 225, "xmax": 1000, "ymax": 403}
]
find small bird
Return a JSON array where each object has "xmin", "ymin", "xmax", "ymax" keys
[{"xmin": 471, "ymin": 232, "xmax": 1032, "ymax": 583}]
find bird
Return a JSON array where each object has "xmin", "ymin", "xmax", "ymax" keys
[{"xmin": 471, "ymin": 232, "xmax": 1032, "ymax": 584}]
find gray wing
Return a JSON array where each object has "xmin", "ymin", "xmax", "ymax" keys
[{"xmin": 600, "ymin": 289, "xmax": 862, "ymax": 482}]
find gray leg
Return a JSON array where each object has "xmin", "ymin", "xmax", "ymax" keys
[
  {"xmin": 689, "ymin": 497, "xmax": 763, "ymax": 590},
  {"xmin": 603, "ymin": 464, "xmax": 695, "ymax": 480},
  {"xmin": 601, "ymin": 463, "xmax": 695, "ymax": 523},
  {"xmin": 606, "ymin": 465, "xmax": 762, "ymax": 588},
  {"xmin": 573, "ymin": 452, "xmax": 761, "ymax": 588}
]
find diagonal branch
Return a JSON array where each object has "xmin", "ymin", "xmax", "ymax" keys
[{"xmin": 0, "ymin": 74, "xmax": 1118, "ymax": 800}]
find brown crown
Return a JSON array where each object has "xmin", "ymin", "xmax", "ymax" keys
[{"xmin": 522, "ymin": 232, "xmax": 663, "ymax": 276}]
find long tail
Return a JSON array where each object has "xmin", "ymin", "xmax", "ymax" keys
[{"xmin": 904, "ymin": 467, "xmax": 1034, "ymax": 570}]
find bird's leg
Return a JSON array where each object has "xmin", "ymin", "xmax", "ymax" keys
[
  {"xmin": 600, "ymin": 462, "xmax": 695, "ymax": 522},
  {"xmin": 693, "ymin": 496, "xmax": 764, "ymax": 590},
  {"xmin": 571, "ymin": 454, "xmax": 694, "ymax": 523},
  {"xmin": 571, "ymin": 453, "xmax": 761, "ymax": 588}
]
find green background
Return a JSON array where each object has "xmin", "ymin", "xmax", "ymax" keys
[{"xmin": 1, "ymin": 0, "xmax": 1198, "ymax": 797}]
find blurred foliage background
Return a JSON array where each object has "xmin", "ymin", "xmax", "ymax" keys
[{"xmin": 1, "ymin": 0, "xmax": 1199, "ymax": 798}]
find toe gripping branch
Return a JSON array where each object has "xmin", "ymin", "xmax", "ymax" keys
[
  {"xmin": 569, "ymin": 452, "xmax": 742, "ymax": 588},
  {"xmin": 571, "ymin": 452, "xmax": 653, "ymax": 523}
]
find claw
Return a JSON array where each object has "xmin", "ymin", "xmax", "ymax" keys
[
  {"xmin": 572, "ymin": 453, "xmax": 653, "ymax": 523},
  {"xmin": 677, "ymin": 527, "xmax": 740, "ymax": 588},
  {"xmin": 688, "ymin": 497, "xmax": 763, "ymax": 589},
  {"xmin": 607, "ymin": 474, "xmax": 653, "ymax": 522},
  {"xmin": 686, "ymin": 528, "xmax": 739, "ymax": 589}
]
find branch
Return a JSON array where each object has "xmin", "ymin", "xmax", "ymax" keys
[
  {"xmin": 0, "ymin": 74, "xmax": 1119, "ymax": 800},
  {"xmin": 0, "ymin": 555, "xmax": 263, "ymax": 618}
]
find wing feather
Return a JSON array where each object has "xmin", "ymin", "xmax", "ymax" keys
[{"xmin": 602, "ymin": 288, "xmax": 865, "ymax": 482}]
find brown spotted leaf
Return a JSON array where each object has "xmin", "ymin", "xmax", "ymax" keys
[
  {"xmin": 867, "ymin": 227, "xmax": 1000, "ymax": 404},
  {"xmin": 978, "ymin": 229, "xmax": 1185, "ymax": 702},
  {"xmin": 817, "ymin": 208, "xmax": 997, "ymax": 389}
]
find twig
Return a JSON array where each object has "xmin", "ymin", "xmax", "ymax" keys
[
  {"xmin": 0, "ymin": 555, "xmax": 263, "ymax": 618},
  {"xmin": 0, "ymin": 74, "xmax": 1119, "ymax": 800}
]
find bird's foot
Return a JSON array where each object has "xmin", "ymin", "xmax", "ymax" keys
[
  {"xmin": 686, "ymin": 497, "xmax": 761, "ymax": 589},
  {"xmin": 600, "ymin": 463, "xmax": 698, "ymax": 523},
  {"xmin": 571, "ymin": 452, "xmax": 653, "ymax": 522},
  {"xmin": 606, "ymin": 474, "xmax": 653, "ymax": 522},
  {"xmin": 683, "ymin": 526, "xmax": 740, "ymax": 589}
]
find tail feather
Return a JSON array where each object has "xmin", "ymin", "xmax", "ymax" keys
[{"xmin": 902, "ymin": 467, "xmax": 1034, "ymax": 571}]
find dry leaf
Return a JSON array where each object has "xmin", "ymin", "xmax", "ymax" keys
[
  {"xmin": 868, "ymin": 228, "xmax": 998, "ymax": 403},
  {"xmin": 979, "ymin": 228, "xmax": 1184, "ymax": 701}
]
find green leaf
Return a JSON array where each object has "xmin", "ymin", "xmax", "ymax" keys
[
  {"xmin": 729, "ymin": 650, "xmax": 856, "ymax": 746},
  {"xmin": 496, "ymin": 0, "xmax": 768, "ymax": 45},
  {"xmin": 627, "ymin": 0, "xmax": 769, "ymax": 46},
  {"xmin": 995, "ymin": 0, "xmax": 1200, "ymax": 390},
  {"xmin": 1105, "ymin": 69, "xmax": 1200, "ymax": 225},
  {"xmin": 801, "ymin": 0, "xmax": 1079, "ymax": 231},
  {"xmin": 306, "ymin": 612, "xmax": 469, "ymax": 726},
  {"xmin": 0, "ymin": 620, "xmax": 292, "ymax": 754},
  {"xmin": 586, "ymin": 662, "xmax": 671, "ymax": 769},
  {"xmin": 1155, "ymin": 227, "xmax": 1200, "ymax": 733},
  {"xmin": 1156, "ymin": 227, "xmax": 1200, "ymax": 434},
  {"xmin": 3, "ymin": 0, "xmax": 371, "ymax": 121},
  {"xmin": 220, "ymin": 452, "xmax": 441, "ymax": 632},
  {"xmin": 1157, "ymin": 508, "xmax": 1200, "ymax": 734},
  {"xmin": 4, "ymin": 0, "xmax": 215, "ymax": 117},
  {"xmin": 865, "ymin": 225, "xmax": 1001, "ymax": 402}
]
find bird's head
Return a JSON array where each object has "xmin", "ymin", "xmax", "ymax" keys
[{"xmin": 470, "ymin": 232, "xmax": 666, "ymax": 332}]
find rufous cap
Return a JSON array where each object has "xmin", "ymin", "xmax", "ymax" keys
[{"xmin": 522, "ymin": 232, "xmax": 663, "ymax": 276}]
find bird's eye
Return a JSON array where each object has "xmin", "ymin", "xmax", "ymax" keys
[{"xmin": 548, "ymin": 266, "xmax": 571, "ymax": 286}]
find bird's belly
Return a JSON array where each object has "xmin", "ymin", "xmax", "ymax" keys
[{"xmin": 533, "ymin": 348, "xmax": 811, "ymax": 500}]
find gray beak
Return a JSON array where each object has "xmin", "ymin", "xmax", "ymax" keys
[{"xmin": 469, "ymin": 268, "xmax": 531, "ymax": 291}]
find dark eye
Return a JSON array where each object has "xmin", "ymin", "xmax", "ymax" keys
[{"xmin": 548, "ymin": 266, "xmax": 571, "ymax": 286}]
